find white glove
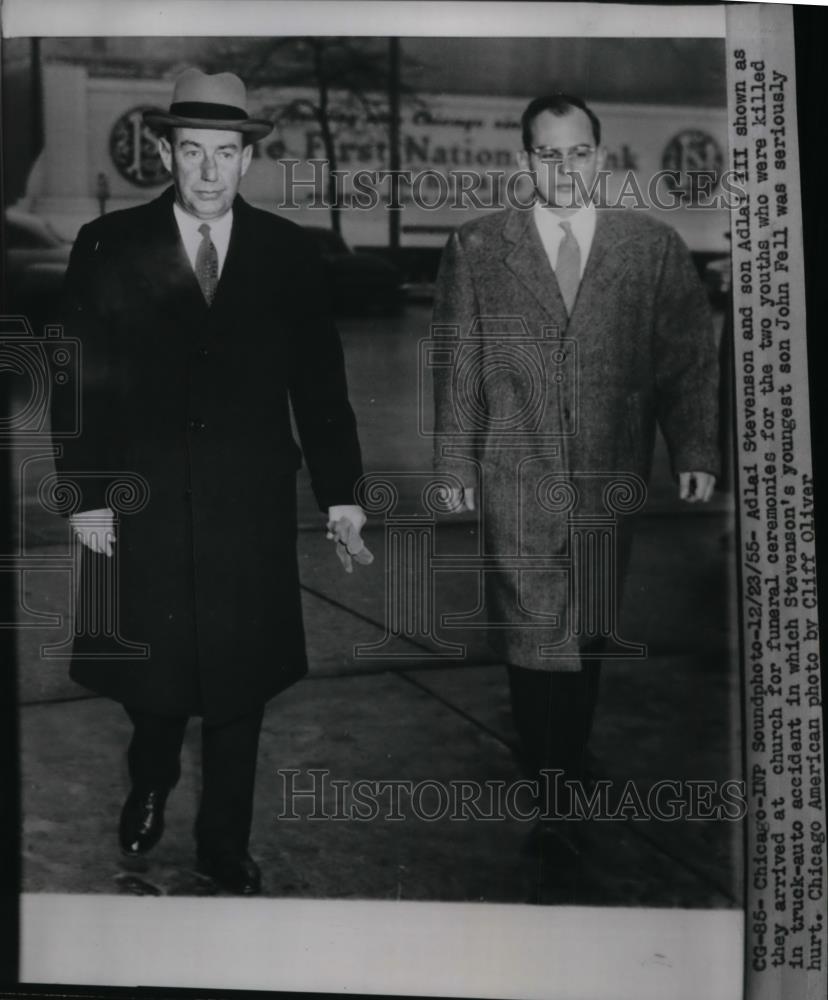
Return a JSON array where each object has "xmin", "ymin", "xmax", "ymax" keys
[
  {"xmin": 326, "ymin": 505, "xmax": 373, "ymax": 573},
  {"xmin": 69, "ymin": 507, "xmax": 115, "ymax": 557}
]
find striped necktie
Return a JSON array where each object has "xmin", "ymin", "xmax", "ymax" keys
[
  {"xmin": 556, "ymin": 221, "xmax": 581, "ymax": 315},
  {"xmin": 195, "ymin": 223, "xmax": 219, "ymax": 305}
]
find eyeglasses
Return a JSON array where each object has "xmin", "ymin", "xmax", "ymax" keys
[{"xmin": 527, "ymin": 144, "xmax": 596, "ymax": 166}]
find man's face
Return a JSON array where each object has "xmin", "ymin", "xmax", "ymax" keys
[
  {"xmin": 158, "ymin": 127, "xmax": 253, "ymax": 219},
  {"xmin": 517, "ymin": 108, "xmax": 605, "ymax": 215}
]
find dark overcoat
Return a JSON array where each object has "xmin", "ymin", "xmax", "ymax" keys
[
  {"xmin": 52, "ymin": 186, "xmax": 362, "ymax": 722},
  {"xmin": 432, "ymin": 206, "xmax": 720, "ymax": 671}
]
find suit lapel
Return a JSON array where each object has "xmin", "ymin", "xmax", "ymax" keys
[
  {"xmin": 576, "ymin": 210, "xmax": 633, "ymax": 307},
  {"xmin": 502, "ymin": 207, "xmax": 633, "ymax": 333},
  {"xmin": 135, "ymin": 187, "xmax": 209, "ymax": 325},
  {"xmin": 503, "ymin": 209, "xmax": 566, "ymax": 322},
  {"xmin": 134, "ymin": 187, "xmax": 264, "ymax": 328},
  {"xmin": 208, "ymin": 196, "xmax": 257, "ymax": 320}
]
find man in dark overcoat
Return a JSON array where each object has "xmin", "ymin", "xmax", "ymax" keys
[
  {"xmin": 51, "ymin": 69, "xmax": 368, "ymax": 894},
  {"xmin": 432, "ymin": 94, "xmax": 720, "ymax": 865}
]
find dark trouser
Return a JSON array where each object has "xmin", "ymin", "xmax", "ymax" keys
[
  {"xmin": 124, "ymin": 705, "xmax": 265, "ymax": 857},
  {"xmin": 507, "ymin": 662, "xmax": 602, "ymax": 819}
]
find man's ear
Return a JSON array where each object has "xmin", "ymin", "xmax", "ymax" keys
[
  {"xmin": 158, "ymin": 136, "xmax": 173, "ymax": 175},
  {"xmin": 516, "ymin": 148, "xmax": 530, "ymax": 172},
  {"xmin": 240, "ymin": 142, "xmax": 254, "ymax": 177},
  {"xmin": 594, "ymin": 144, "xmax": 607, "ymax": 172}
]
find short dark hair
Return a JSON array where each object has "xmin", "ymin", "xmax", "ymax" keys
[{"xmin": 521, "ymin": 94, "xmax": 601, "ymax": 149}]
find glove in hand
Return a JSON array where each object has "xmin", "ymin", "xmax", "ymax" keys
[{"xmin": 326, "ymin": 517, "xmax": 374, "ymax": 573}]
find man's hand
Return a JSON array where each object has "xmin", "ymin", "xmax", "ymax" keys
[
  {"xmin": 444, "ymin": 487, "xmax": 476, "ymax": 513},
  {"xmin": 69, "ymin": 507, "xmax": 116, "ymax": 557},
  {"xmin": 678, "ymin": 472, "xmax": 716, "ymax": 503},
  {"xmin": 326, "ymin": 505, "xmax": 373, "ymax": 573}
]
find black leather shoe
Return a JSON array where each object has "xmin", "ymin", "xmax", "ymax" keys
[
  {"xmin": 119, "ymin": 788, "xmax": 169, "ymax": 857},
  {"xmin": 197, "ymin": 852, "xmax": 262, "ymax": 895}
]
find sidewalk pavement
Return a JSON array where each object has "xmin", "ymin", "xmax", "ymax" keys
[{"xmin": 19, "ymin": 500, "xmax": 743, "ymax": 906}]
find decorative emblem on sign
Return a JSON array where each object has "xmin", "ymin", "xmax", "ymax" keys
[
  {"xmin": 661, "ymin": 129, "xmax": 723, "ymax": 201},
  {"xmin": 109, "ymin": 106, "xmax": 168, "ymax": 187}
]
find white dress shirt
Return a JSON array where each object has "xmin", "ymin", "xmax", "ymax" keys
[
  {"xmin": 173, "ymin": 202, "xmax": 233, "ymax": 278},
  {"xmin": 532, "ymin": 201, "xmax": 596, "ymax": 278}
]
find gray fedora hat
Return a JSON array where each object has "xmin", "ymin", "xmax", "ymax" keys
[{"xmin": 143, "ymin": 68, "xmax": 273, "ymax": 140}]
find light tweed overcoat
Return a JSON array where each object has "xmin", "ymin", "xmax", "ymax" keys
[{"xmin": 432, "ymin": 206, "xmax": 721, "ymax": 671}]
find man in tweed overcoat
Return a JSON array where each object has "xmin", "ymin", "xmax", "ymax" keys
[{"xmin": 432, "ymin": 94, "xmax": 720, "ymax": 856}]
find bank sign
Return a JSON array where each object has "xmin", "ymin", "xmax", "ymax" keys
[{"xmin": 50, "ymin": 69, "xmax": 730, "ymax": 251}]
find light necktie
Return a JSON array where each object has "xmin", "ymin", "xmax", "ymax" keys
[
  {"xmin": 195, "ymin": 223, "xmax": 219, "ymax": 305},
  {"xmin": 556, "ymin": 220, "xmax": 581, "ymax": 315}
]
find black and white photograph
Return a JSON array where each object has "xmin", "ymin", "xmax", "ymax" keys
[{"xmin": 0, "ymin": 2, "xmax": 824, "ymax": 999}]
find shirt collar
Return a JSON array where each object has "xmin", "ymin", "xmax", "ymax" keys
[
  {"xmin": 172, "ymin": 201, "xmax": 233, "ymax": 241},
  {"xmin": 532, "ymin": 199, "xmax": 596, "ymax": 244}
]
